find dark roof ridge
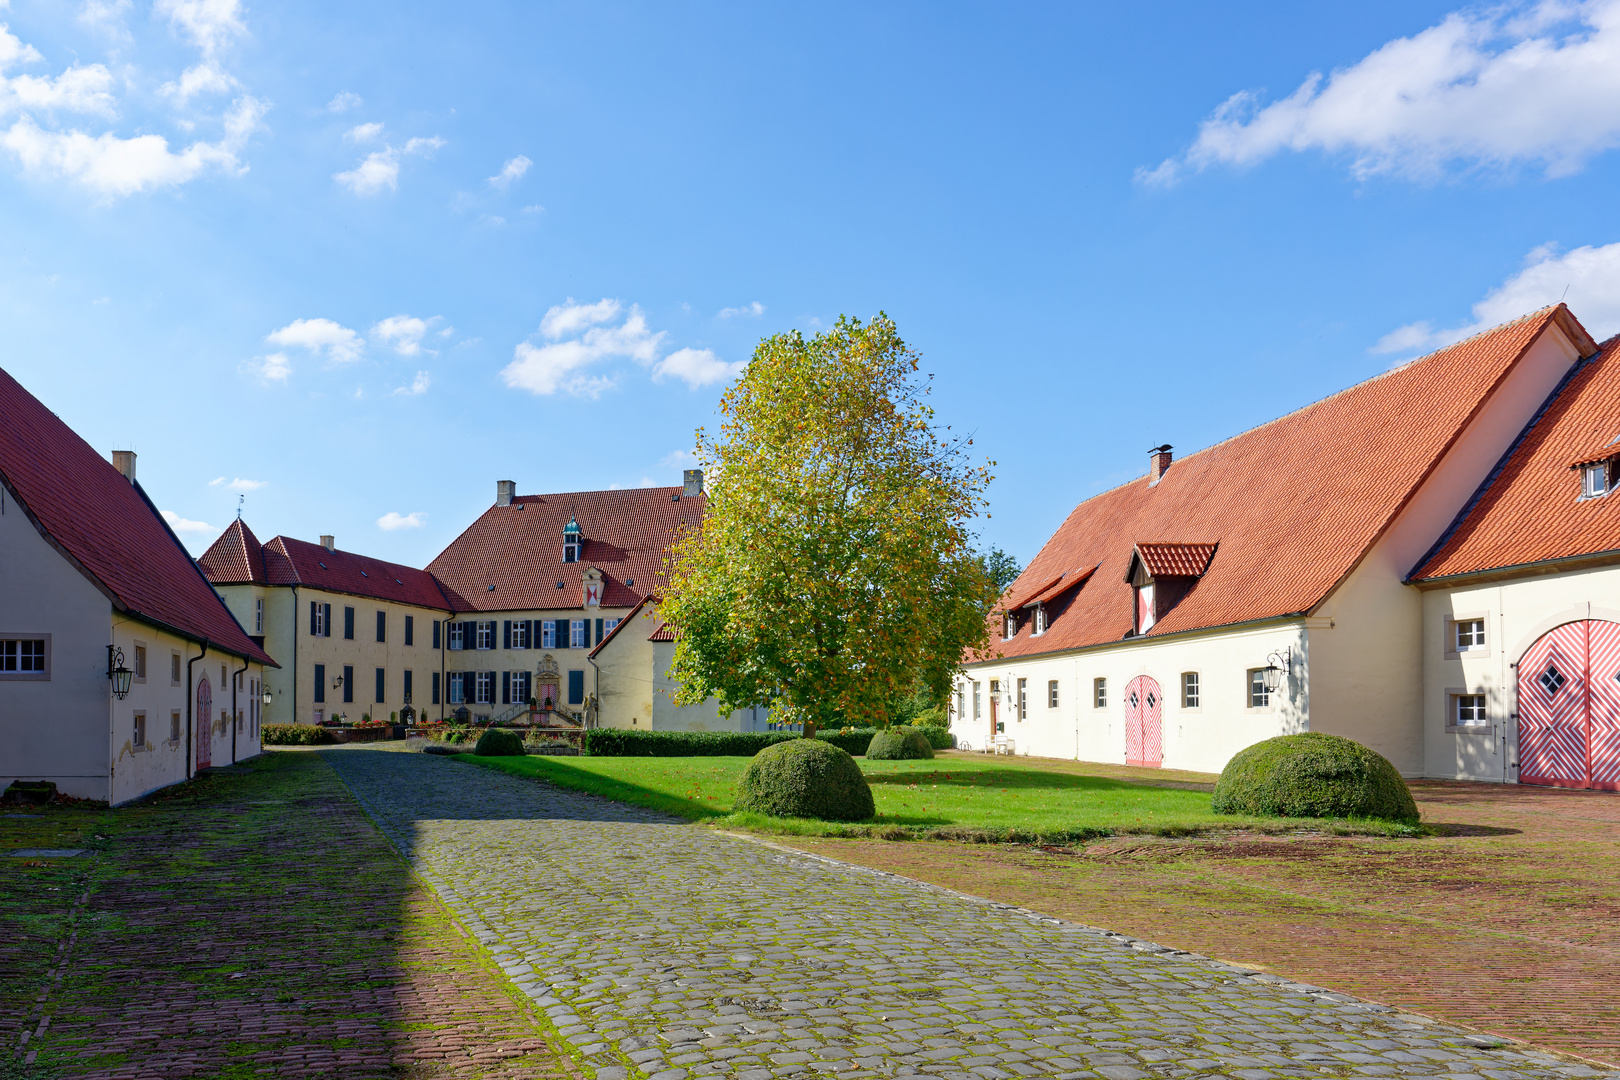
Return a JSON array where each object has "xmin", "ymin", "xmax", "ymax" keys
[{"xmin": 513, "ymin": 484, "xmax": 692, "ymax": 501}]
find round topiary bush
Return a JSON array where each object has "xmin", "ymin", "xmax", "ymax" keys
[
  {"xmin": 865, "ymin": 727, "xmax": 935, "ymax": 760},
  {"xmin": 473, "ymin": 728, "xmax": 525, "ymax": 756},
  {"xmin": 735, "ymin": 739, "xmax": 875, "ymax": 821},
  {"xmin": 1212, "ymin": 732, "xmax": 1419, "ymax": 822}
]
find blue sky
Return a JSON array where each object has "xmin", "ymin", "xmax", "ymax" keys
[{"xmin": 5, "ymin": 1, "xmax": 1620, "ymax": 569}]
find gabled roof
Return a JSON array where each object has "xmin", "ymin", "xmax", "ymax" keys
[
  {"xmin": 1016, "ymin": 566, "xmax": 1097, "ymax": 609},
  {"xmin": 1412, "ymin": 334, "xmax": 1620, "ymax": 582},
  {"xmin": 427, "ymin": 487, "xmax": 704, "ymax": 613},
  {"xmin": 0, "ymin": 366, "xmax": 274, "ymax": 666},
  {"xmin": 588, "ymin": 595, "xmax": 653, "ymax": 658},
  {"xmin": 647, "ymin": 623, "xmax": 676, "ymax": 642},
  {"xmin": 1129, "ymin": 542, "xmax": 1218, "ymax": 580},
  {"xmin": 199, "ymin": 518, "xmax": 268, "ymax": 585},
  {"xmin": 199, "ymin": 521, "xmax": 451, "ymax": 609},
  {"xmin": 987, "ymin": 305, "xmax": 1593, "ymax": 660}
]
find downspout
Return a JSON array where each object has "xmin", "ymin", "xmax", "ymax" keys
[
  {"xmin": 231, "ymin": 656, "xmax": 248, "ymax": 763},
  {"xmin": 185, "ymin": 640, "xmax": 210, "ymax": 778},
  {"xmin": 291, "ymin": 586, "xmax": 299, "ymax": 725}
]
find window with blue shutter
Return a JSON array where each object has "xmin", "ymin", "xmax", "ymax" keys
[
  {"xmin": 344, "ymin": 606, "xmax": 355, "ymax": 640},
  {"xmin": 567, "ymin": 669, "xmax": 585, "ymax": 705},
  {"xmin": 432, "ymin": 619, "xmax": 441, "ymax": 649},
  {"xmin": 310, "ymin": 601, "xmax": 318, "ymax": 636},
  {"xmin": 404, "ymin": 669, "xmax": 413, "ymax": 702},
  {"xmin": 595, "ymin": 618, "xmax": 603, "ymax": 645},
  {"xmin": 502, "ymin": 671, "xmax": 511, "ymax": 704},
  {"xmin": 343, "ymin": 665, "xmax": 354, "ymax": 703},
  {"xmin": 405, "ymin": 615, "xmax": 414, "ymax": 646},
  {"xmin": 375, "ymin": 667, "xmax": 385, "ymax": 704},
  {"xmin": 503, "ymin": 621, "xmax": 511, "ymax": 649},
  {"xmin": 376, "ymin": 610, "xmax": 386, "ymax": 643},
  {"xmin": 314, "ymin": 663, "xmax": 325, "ymax": 703},
  {"xmin": 432, "ymin": 671, "xmax": 441, "ymax": 705}
]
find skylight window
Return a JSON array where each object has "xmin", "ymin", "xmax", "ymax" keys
[{"xmin": 1584, "ymin": 462, "xmax": 1610, "ymax": 499}]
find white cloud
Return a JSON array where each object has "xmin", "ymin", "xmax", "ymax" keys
[
  {"xmin": 653, "ymin": 346, "xmax": 744, "ymax": 388},
  {"xmin": 154, "ymin": 0, "xmax": 244, "ymax": 57},
  {"xmin": 78, "ymin": 0, "xmax": 132, "ymax": 37},
  {"xmin": 1143, "ymin": 1, "xmax": 1620, "ymax": 185},
  {"xmin": 326, "ymin": 90, "xmax": 361, "ymax": 113},
  {"xmin": 158, "ymin": 61, "xmax": 236, "ymax": 104},
  {"xmin": 371, "ymin": 314, "xmax": 438, "ymax": 355},
  {"xmin": 161, "ymin": 509, "xmax": 216, "ymax": 536},
  {"xmin": 660, "ymin": 449, "xmax": 698, "ymax": 469},
  {"xmin": 247, "ymin": 351, "xmax": 290, "ymax": 381},
  {"xmin": 0, "ymin": 94, "xmax": 266, "ymax": 196},
  {"xmin": 376, "ymin": 511, "xmax": 425, "ymax": 531},
  {"xmin": 1374, "ymin": 239, "xmax": 1620, "ymax": 355},
  {"xmin": 521, "ymin": 203, "xmax": 543, "ymax": 214},
  {"xmin": 209, "ymin": 476, "xmax": 265, "ymax": 491},
  {"xmin": 3, "ymin": 63, "xmax": 117, "ymax": 116},
  {"xmin": 334, "ymin": 134, "xmax": 443, "ymax": 195},
  {"xmin": 0, "ymin": 24, "xmax": 42, "ymax": 71},
  {"xmin": 266, "ymin": 317, "xmax": 363, "ymax": 363},
  {"xmin": 502, "ymin": 301, "xmax": 665, "ymax": 397},
  {"xmin": 718, "ymin": 301, "xmax": 765, "ymax": 319},
  {"xmin": 539, "ymin": 297, "xmax": 622, "ymax": 339},
  {"xmin": 393, "ymin": 370, "xmax": 430, "ymax": 396},
  {"xmin": 344, "ymin": 121, "xmax": 382, "ymax": 142},
  {"xmin": 488, "ymin": 153, "xmax": 530, "ymax": 188}
]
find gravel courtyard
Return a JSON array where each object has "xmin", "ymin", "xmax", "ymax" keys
[{"xmin": 319, "ymin": 745, "xmax": 1614, "ymax": 1080}]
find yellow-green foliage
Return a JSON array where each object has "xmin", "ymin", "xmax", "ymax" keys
[{"xmin": 661, "ymin": 314, "xmax": 998, "ymax": 729}]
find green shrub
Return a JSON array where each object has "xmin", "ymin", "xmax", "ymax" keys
[
  {"xmin": 262, "ymin": 724, "xmax": 335, "ymax": 746},
  {"xmin": 442, "ymin": 727, "xmax": 474, "ymax": 745},
  {"xmin": 473, "ymin": 728, "xmax": 526, "ymax": 756},
  {"xmin": 735, "ymin": 739, "xmax": 875, "ymax": 821},
  {"xmin": 817, "ymin": 727, "xmax": 876, "ymax": 755},
  {"xmin": 1212, "ymin": 732, "xmax": 1419, "ymax": 823},
  {"xmin": 909, "ymin": 724, "xmax": 953, "ymax": 750},
  {"xmin": 866, "ymin": 728, "xmax": 935, "ymax": 760},
  {"xmin": 584, "ymin": 729, "xmax": 798, "ymax": 757}
]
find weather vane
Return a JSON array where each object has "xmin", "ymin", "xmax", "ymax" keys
[{"xmin": 237, "ymin": 494, "xmax": 244, "ymax": 520}]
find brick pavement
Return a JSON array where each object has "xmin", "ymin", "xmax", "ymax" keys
[
  {"xmin": 12, "ymin": 750, "xmax": 573, "ymax": 1079},
  {"xmin": 322, "ymin": 746, "xmax": 1615, "ymax": 1080}
]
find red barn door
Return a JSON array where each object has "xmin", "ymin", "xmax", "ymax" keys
[
  {"xmin": 1518, "ymin": 620, "xmax": 1620, "ymax": 790},
  {"xmin": 1124, "ymin": 675, "xmax": 1163, "ymax": 768},
  {"xmin": 195, "ymin": 677, "xmax": 212, "ymax": 770}
]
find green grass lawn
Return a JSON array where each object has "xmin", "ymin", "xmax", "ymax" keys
[{"xmin": 453, "ymin": 750, "xmax": 1412, "ymax": 841}]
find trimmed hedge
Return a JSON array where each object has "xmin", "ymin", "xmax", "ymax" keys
[
  {"xmin": 584, "ymin": 729, "xmax": 798, "ymax": 757},
  {"xmin": 735, "ymin": 739, "xmax": 875, "ymax": 821},
  {"xmin": 817, "ymin": 728, "xmax": 876, "ymax": 755},
  {"xmin": 474, "ymin": 728, "xmax": 526, "ymax": 756},
  {"xmin": 262, "ymin": 724, "xmax": 335, "ymax": 746},
  {"xmin": 911, "ymin": 725, "xmax": 953, "ymax": 750},
  {"xmin": 1212, "ymin": 732, "xmax": 1419, "ymax": 823},
  {"xmin": 866, "ymin": 728, "xmax": 935, "ymax": 760}
]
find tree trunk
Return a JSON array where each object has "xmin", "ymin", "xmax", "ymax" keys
[{"xmin": 803, "ymin": 719, "xmax": 818, "ymax": 740}]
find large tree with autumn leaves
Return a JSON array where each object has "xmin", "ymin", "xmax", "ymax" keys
[{"xmin": 661, "ymin": 314, "xmax": 997, "ymax": 731}]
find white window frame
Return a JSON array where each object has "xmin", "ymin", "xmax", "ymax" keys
[
  {"xmin": 1584, "ymin": 462, "xmax": 1609, "ymax": 499},
  {"xmin": 449, "ymin": 672, "xmax": 466, "ymax": 704},
  {"xmin": 170, "ymin": 651, "xmax": 182, "ymax": 685},
  {"xmin": 476, "ymin": 621, "xmax": 495, "ymax": 650},
  {"xmin": 1093, "ymin": 677, "xmax": 1107, "ymax": 709},
  {"xmin": 133, "ymin": 710, "xmax": 146, "ymax": 749},
  {"xmin": 254, "ymin": 597, "xmax": 264, "ymax": 634},
  {"xmin": 1181, "ymin": 671, "xmax": 1200, "ymax": 710},
  {"xmin": 1016, "ymin": 677, "xmax": 1027, "ymax": 721},
  {"xmin": 0, "ymin": 635, "xmax": 50, "ymax": 681},
  {"xmin": 1032, "ymin": 604, "xmax": 1046, "ymax": 636},
  {"xmin": 1004, "ymin": 613, "xmax": 1016, "ymax": 639},
  {"xmin": 1136, "ymin": 583, "xmax": 1155, "ymax": 634},
  {"xmin": 570, "ymin": 620, "xmax": 586, "ymax": 649},
  {"xmin": 1047, "ymin": 679, "xmax": 1059, "ymax": 709},
  {"xmin": 512, "ymin": 620, "xmax": 529, "ymax": 650},
  {"xmin": 475, "ymin": 671, "xmax": 493, "ymax": 704},
  {"xmin": 513, "ymin": 670, "xmax": 532, "ymax": 703},
  {"xmin": 449, "ymin": 622, "xmax": 464, "ymax": 650},
  {"xmin": 604, "ymin": 617, "xmax": 621, "ymax": 636},
  {"xmin": 313, "ymin": 604, "xmax": 328, "ymax": 637},
  {"xmin": 133, "ymin": 642, "xmax": 147, "ymax": 683},
  {"xmin": 972, "ymin": 680, "xmax": 981, "ymax": 719},
  {"xmin": 541, "ymin": 620, "xmax": 557, "ymax": 649},
  {"xmin": 1447, "ymin": 689, "xmax": 1491, "ymax": 732},
  {"xmin": 1247, "ymin": 668, "xmax": 1271, "ymax": 709},
  {"xmin": 1444, "ymin": 614, "xmax": 1491, "ymax": 659}
]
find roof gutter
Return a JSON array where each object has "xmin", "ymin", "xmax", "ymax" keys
[
  {"xmin": 185, "ymin": 640, "xmax": 209, "ymax": 778},
  {"xmin": 1409, "ymin": 546, "xmax": 1620, "ymax": 590}
]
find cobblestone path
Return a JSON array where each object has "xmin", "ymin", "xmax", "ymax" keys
[{"xmin": 323, "ymin": 747, "xmax": 1616, "ymax": 1080}]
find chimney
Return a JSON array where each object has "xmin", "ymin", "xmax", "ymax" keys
[
  {"xmin": 319, "ymin": 535, "xmax": 336, "ymax": 552},
  {"xmin": 1148, "ymin": 444, "xmax": 1173, "ymax": 485},
  {"xmin": 496, "ymin": 479, "xmax": 516, "ymax": 507},
  {"xmin": 683, "ymin": 469, "xmax": 704, "ymax": 497},
  {"xmin": 111, "ymin": 450, "xmax": 136, "ymax": 483}
]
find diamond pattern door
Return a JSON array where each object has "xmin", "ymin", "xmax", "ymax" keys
[
  {"xmin": 1124, "ymin": 675, "xmax": 1163, "ymax": 768},
  {"xmin": 1518, "ymin": 622, "xmax": 1586, "ymax": 787},
  {"xmin": 1588, "ymin": 620, "xmax": 1620, "ymax": 790}
]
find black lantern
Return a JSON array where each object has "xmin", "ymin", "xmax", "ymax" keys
[
  {"xmin": 1262, "ymin": 646, "xmax": 1292, "ymax": 693},
  {"xmin": 107, "ymin": 645, "xmax": 133, "ymax": 700}
]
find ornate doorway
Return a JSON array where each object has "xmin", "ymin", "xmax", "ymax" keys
[
  {"xmin": 1519, "ymin": 620, "xmax": 1620, "ymax": 790},
  {"xmin": 1124, "ymin": 675, "xmax": 1163, "ymax": 768}
]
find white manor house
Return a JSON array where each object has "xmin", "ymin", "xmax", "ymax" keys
[{"xmin": 954, "ymin": 304, "xmax": 1620, "ymax": 790}]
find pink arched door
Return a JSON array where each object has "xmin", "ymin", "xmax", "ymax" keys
[
  {"xmin": 195, "ymin": 677, "xmax": 212, "ymax": 770},
  {"xmin": 1124, "ymin": 675, "xmax": 1163, "ymax": 768},
  {"xmin": 1518, "ymin": 620, "xmax": 1620, "ymax": 790}
]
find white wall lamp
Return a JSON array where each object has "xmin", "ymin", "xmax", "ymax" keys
[{"xmin": 1262, "ymin": 646, "xmax": 1293, "ymax": 693}]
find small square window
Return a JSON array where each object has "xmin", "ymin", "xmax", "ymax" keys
[
  {"xmin": 1048, "ymin": 680, "xmax": 1059, "ymax": 708},
  {"xmin": 1455, "ymin": 619, "xmax": 1485, "ymax": 651},
  {"xmin": 1454, "ymin": 693, "xmax": 1488, "ymax": 726},
  {"xmin": 1248, "ymin": 669, "xmax": 1270, "ymax": 708},
  {"xmin": 1182, "ymin": 672, "xmax": 1199, "ymax": 709},
  {"xmin": 1585, "ymin": 462, "xmax": 1609, "ymax": 498},
  {"xmin": 1094, "ymin": 677, "xmax": 1107, "ymax": 709}
]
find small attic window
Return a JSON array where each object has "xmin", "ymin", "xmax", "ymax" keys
[
  {"xmin": 625, "ymin": 578, "xmax": 634, "ymax": 587},
  {"xmin": 318, "ymin": 562, "xmax": 327, "ymax": 569},
  {"xmin": 395, "ymin": 579, "xmax": 403, "ymax": 585},
  {"xmin": 556, "ymin": 580, "xmax": 565, "ymax": 589},
  {"xmin": 671, "ymin": 493, "xmax": 680, "ymax": 502},
  {"xmin": 487, "ymin": 585, "xmax": 495, "ymax": 592},
  {"xmin": 361, "ymin": 570, "xmax": 369, "ymax": 577},
  {"xmin": 1583, "ymin": 462, "xmax": 1610, "ymax": 499}
]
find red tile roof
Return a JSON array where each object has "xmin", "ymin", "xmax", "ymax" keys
[
  {"xmin": 986, "ymin": 306, "xmax": 1593, "ymax": 660},
  {"xmin": 198, "ymin": 518, "xmax": 268, "ymax": 585},
  {"xmin": 1132, "ymin": 542, "xmax": 1218, "ymax": 579},
  {"xmin": 0, "ymin": 366, "xmax": 274, "ymax": 666},
  {"xmin": 1412, "ymin": 334, "xmax": 1620, "ymax": 581},
  {"xmin": 1018, "ymin": 566, "xmax": 1097, "ymax": 609},
  {"xmin": 199, "ymin": 524, "xmax": 452, "ymax": 610},
  {"xmin": 427, "ymin": 487, "xmax": 705, "ymax": 612},
  {"xmin": 647, "ymin": 623, "xmax": 676, "ymax": 642}
]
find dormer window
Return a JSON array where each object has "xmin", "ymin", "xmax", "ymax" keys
[
  {"xmin": 1125, "ymin": 541, "xmax": 1218, "ymax": 637},
  {"xmin": 1004, "ymin": 613, "xmax": 1017, "ymax": 639},
  {"xmin": 1032, "ymin": 604, "xmax": 1047, "ymax": 636},
  {"xmin": 1584, "ymin": 462, "xmax": 1610, "ymax": 499},
  {"xmin": 1135, "ymin": 581, "xmax": 1155, "ymax": 634},
  {"xmin": 563, "ymin": 515, "xmax": 583, "ymax": 563}
]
